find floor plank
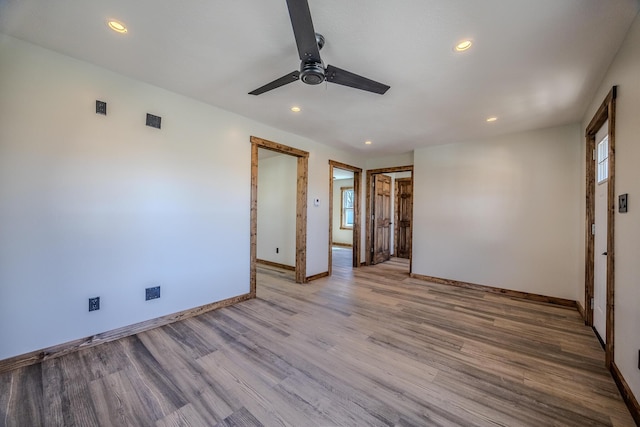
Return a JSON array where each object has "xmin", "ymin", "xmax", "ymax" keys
[{"xmin": 0, "ymin": 248, "xmax": 634, "ymax": 426}]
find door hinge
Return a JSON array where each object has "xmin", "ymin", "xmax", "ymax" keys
[
  {"xmin": 593, "ymin": 149, "xmax": 596, "ymax": 161},
  {"xmin": 591, "ymin": 223, "xmax": 596, "ymax": 235},
  {"xmin": 590, "ymin": 298, "xmax": 594, "ymax": 309}
]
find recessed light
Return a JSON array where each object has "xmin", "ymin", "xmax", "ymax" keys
[
  {"xmin": 454, "ymin": 40, "xmax": 472, "ymax": 52},
  {"xmin": 291, "ymin": 106, "xmax": 301, "ymax": 112},
  {"xmin": 365, "ymin": 140, "xmax": 372, "ymax": 145},
  {"xmin": 107, "ymin": 20, "xmax": 127, "ymax": 34},
  {"xmin": 486, "ymin": 117, "xmax": 498, "ymax": 122}
]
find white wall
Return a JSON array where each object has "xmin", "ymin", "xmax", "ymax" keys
[
  {"xmin": 0, "ymin": 35, "xmax": 363, "ymax": 359},
  {"xmin": 257, "ymin": 154, "xmax": 297, "ymax": 266},
  {"xmin": 412, "ymin": 124, "xmax": 582, "ymax": 300},
  {"xmin": 366, "ymin": 152, "xmax": 414, "ymax": 170},
  {"xmin": 581, "ymin": 12, "xmax": 640, "ymax": 402},
  {"xmin": 332, "ymin": 178, "xmax": 354, "ymax": 245}
]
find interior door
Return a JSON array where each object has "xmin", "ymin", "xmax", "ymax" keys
[
  {"xmin": 593, "ymin": 123, "xmax": 608, "ymax": 343},
  {"xmin": 394, "ymin": 178, "xmax": 412, "ymax": 259},
  {"xmin": 372, "ymin": 174, "xmax": 392, "ymax": 264}
]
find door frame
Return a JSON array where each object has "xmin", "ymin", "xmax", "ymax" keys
[
  {"xmin": 365, "ymin": 165, "xmax": 414, "ymax": 269},
  {"xmin": 584, "ymin": 86, "xmax": 616, "ymax": 368},
  {"xmin": 250, "ymin": 136, "xmax": 309, "ymax": 295},
  {"xmin": 328, "ymin": 160, "xmax": 362, "ymax": 275}
]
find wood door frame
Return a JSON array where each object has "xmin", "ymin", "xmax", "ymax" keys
[
  {"xmin": 365, "ymin": 165, "xmax": 414, "ymax": 269},
  {"xmin": 328, "ymin": 160, "xmax": 362, "ymax": 275},
  {"xmin": 394, "ymin": 177, "xmax": 412, "ymax": 259},
  {"xmin": 250, "ymin": 136, "xmax": 309, "ymax": 294},
  {"xmin": 584, "ymin": 86, "xmax": 616, "ymax": 368}
]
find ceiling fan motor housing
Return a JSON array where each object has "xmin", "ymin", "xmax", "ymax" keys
[{"xmin": 300, "ymin": 61, "xmax": 325, "ymax": 85}]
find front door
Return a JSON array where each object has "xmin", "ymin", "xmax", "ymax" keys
[
  {"xmin": 395, "ymin": 178, "xmax": 412, "ymax": 259},
  {"xmin": 593, "ymin": 123, "xmax": 609, "ymax": 343},
  {"xmin": 372, "ymin": 174, "xmax": 391, "ymax": 264}
]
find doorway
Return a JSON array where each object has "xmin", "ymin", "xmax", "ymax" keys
[
  {"xmin": 584, "ymin": 87, "xmax": 616, "ymax": 368},
  {"xmin": 365, "ymin": 166, "xmax": 414, "ymax": 270},
  {"xmin": 328, "ymin": 160, "xmax": 362, "ymax": 276},
  {"xmin": 250, "ymin": 136, "xmax": 309, "ymax": 295}
]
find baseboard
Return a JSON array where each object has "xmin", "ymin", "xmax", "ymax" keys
[
  {"xmin": 576, "ymin": 300, "xmax": 585, "ymax": 320},
  {"xmin": 332, "ymin": 242, "xmax": 353, "ymax": 248},
  {"xmin": 611, "ymin": 362, "xmax": 640, "ymax": 425},
  {"xmin": 0, "ymin": 292, "xmax": 253, "ymax": 375},
  {"xmin": 409, "ymin": 273, "xmax": 576, "ymax": 308},
  {"xmin": 256, "ymin": 259, "xmax": 295, "ymax": 271},
  {"xmin": 306, "ymin": 271, "xmax": 329, "ymax": 282}
]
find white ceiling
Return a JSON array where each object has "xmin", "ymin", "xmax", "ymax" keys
[{"xmin": 1, "ymin": 0, "xmax": 638, "ymax": 155}]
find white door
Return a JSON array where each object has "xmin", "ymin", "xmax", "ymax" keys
[{"xmin": 593, "ymin": 122, "xmax": 608, "ymax": 343}]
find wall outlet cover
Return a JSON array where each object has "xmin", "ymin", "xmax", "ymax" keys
[
  {"xmin": 89, "ymin": 296, "xmax": 100, "ymax": 312},
  {"xmin": 619, "ymin": 193, "xmax": 628, "ymax": 213},
  {"xmin": 96, "ymin": 100, "xmax": 107, "ymax": 115}
]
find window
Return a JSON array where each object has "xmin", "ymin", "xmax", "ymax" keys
[
  {"xmin": 340, "ymin": 187, "xmax": 354, "ymax": 229},
  {"xmin": 597, "ymin": 136, "xmax": 609, "ymax": 184}
]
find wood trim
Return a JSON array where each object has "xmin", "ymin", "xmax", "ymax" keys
[
  {"xmin": 606, "ymin": 92, "xmax": 616, "ymax": 369},
  {"xmin": 328, "ymin": 160, "xmax": 362, "ymax": 273},
  {"xmin": 586, "ymin": 88, "xmax": 616, "ymax": 136},
  {"xmin": 0, "ymin": 293, "xmax": 253, "ymax": 375},
  {"xmin": 306, "ymin": 271, "xmax": 329, "ymax": 282},
  {"xmin": 576, "ymin": 300, "xmax": 585, "ymax": 320},
  {"xmin": 296, "ymin": 156, "xmax": 308, "ymax": 283},
  {"xmin": 584, "ymin": 132, "xmax": 595, "ymax": 326},
  {"xmin": 583, "ymin": 86, "xmax": 617, "ymax": 368},
  {"xmin": 365, "ymin": 165, "xmax": 413, "ymax": 267},
  {"xmin": 250, "ymin": 142, "xmax": 258, "ymax": 296},
  {"xmin": 410, "ymin": 273, "xmax": 577, "ymax": 308},
  {"xmin": 256, "ymin": 259, "xmax": 295, "ymax": 271},
  {"xmin": 251, "ymin": 136, "xmax": 308, "ymax": 285},
  {"xmin": 367, "ymin": 165, "xmax": 414, "ymax": 175},
  {"xmin": 250, "ymin": 136, "xmax": 309, "ymax": 158},
  {"xmin": 331, "ymin": 242, "xmax": 353, "ymax": 248},
  {"xmin": 329, "ymin": 165, "xmax": 334, "ymax": 276},
  {"xmin": 329, "ymin": 160, "xmax": 362, "ymax": 174},
  {"xmin": 611, "ymin": 362, "xmax": 640, "ymax": 426}
]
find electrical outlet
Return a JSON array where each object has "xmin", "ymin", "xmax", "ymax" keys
[
  {"xmin": 95, "ymin": 100, "xmax": 107, "ymax": 115},
  {"xmin": 146, "ymin": 285, "xmax": 161, "ymax": 301},
  {"xmin": 89, "ymin": 297, "xmax": 100, "ymax": 312}
]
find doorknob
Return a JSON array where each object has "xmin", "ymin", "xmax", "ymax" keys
[{"xmin": 602, "ymin": 252, "xmax": 608, "ymax": 255}]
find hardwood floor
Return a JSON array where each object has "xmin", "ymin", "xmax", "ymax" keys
[{"xmin": 0, "ymin": 249, "xmax": 634, "ymax": 426}]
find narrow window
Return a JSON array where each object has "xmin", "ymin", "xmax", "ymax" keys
[
  {"xmin": 340, "ymin": 187, "xmax": 354, "ymax": 229},
  {"xmin": 597, "ymin": 136, "xmax": 609, "ymax": 184}
]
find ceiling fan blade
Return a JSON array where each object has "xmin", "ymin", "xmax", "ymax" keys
[
  {"xmin": 286, "ymin": 0, "xmax": 321, "ymax": 63},
  {"xmin": 325, "ymin": 65, "xmax": 390, "ymax": 95},
  {"xmin": 248, "ymin": 71, "xmax": 300, "ymax": 95}
]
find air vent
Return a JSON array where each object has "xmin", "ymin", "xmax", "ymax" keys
[{"xmin": 146, "ymin": 113, "xmax": 161, "ymax": 129}]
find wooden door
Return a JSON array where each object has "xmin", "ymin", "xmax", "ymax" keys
[
  {"xmin": 394, "ymin": 178, "xmax": 412, "ymax": 259},
  {"xmin": 372, "ymin": 174, "xmax": 391, "ymax": 264}
]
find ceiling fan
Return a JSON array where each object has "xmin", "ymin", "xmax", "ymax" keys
[{"xmin": 249, "ymin": 0, "xmax": 390, "ymax": 96}]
